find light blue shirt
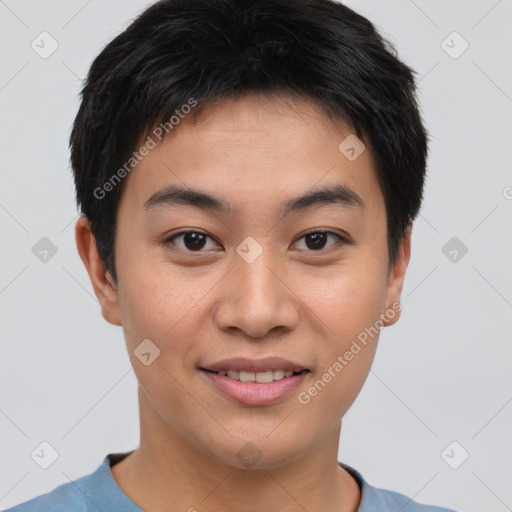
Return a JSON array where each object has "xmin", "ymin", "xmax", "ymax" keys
[{"xmin": 5, "ymin": 452, "xmax": 457, "ymax": 511}]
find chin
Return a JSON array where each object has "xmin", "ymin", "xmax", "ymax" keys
[{"xmin": 200, "ymin": 431, "xmax": 314, "ymax": 471}]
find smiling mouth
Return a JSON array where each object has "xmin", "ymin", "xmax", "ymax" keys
[{"xmin": 201, "ymin": 368, "xmax": 309, "ymax": 383}]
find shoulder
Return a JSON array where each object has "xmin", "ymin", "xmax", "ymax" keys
[
  {"xmin": 340, "ymin": 463, "xmax": 458, "ymax": 512},
  {"xmin": 361, "ymin": 484, "xmax": 457, "ymax": 512},
  {"xmin": 4, "ymin": 452, "xmax": 139, "ymax": 512},
  {"xmin": 3, "ymin": 477, "xmax": 91, "ymax": 512},
  {"xmin": 3, "ymin": 455, "xmax": 113, "ymax": 512}
]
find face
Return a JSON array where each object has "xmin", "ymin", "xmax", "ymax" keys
[{"xmin": 77, "ymin": 93, "xmax": 410, "ymax": 470}]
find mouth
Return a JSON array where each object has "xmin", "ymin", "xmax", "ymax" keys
[
  {"xmin": 199, "ymin": 357, "xmax": 311, "ymax": 406},
  {"xmin": 200, "ymin": 368, "xmax": 309, "ymax": 383}
]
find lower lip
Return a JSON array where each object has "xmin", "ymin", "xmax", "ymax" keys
[{"xmin": 200, "ymin": 370, "xmax": 309, "ymax": 406}]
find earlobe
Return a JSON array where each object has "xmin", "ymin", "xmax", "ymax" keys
[
  {"xmin": 382, "ymin": 223, "xmax": 412, "ymax": 327},
  {"xmin": 75, "ymin": 216, "xmax": 123, "ymax": 326}
]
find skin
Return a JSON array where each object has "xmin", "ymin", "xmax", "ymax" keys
[{"xmin": 76, "ymin": 93, "xmax": 411, "ymax": 512}]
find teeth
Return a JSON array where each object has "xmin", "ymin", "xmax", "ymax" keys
[
  {"xmin": 239, "ymin": 371, "xmax": 254, "ymax": 382},
  {"xmin": 216, "ymin": 369, "xmax": 301, "ymax": 382},
  {"xmin": 256, "ymin": 371, "xmax": 274, "ymax": 383}
]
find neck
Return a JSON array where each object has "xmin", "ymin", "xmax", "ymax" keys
[{"xmin": 110, "ymin": 387, "xmax": 361, "ymax": 512}]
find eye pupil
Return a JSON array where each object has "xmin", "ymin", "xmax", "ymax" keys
[
  {"xmin": 184, "ymin": 232, "xmax": 207, "ymax": 250},
  {"xmin": 305, "ymin": 232, "xmax": 327, "ymax": 250}
]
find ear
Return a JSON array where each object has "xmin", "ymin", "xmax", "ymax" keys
[
  {"xmin": 75, "ymin": 216, "xmax": 123, "ymax": 326},
  {"xmin": 381, "ymin": 223, "xmax": 412, "ymax": 327}
]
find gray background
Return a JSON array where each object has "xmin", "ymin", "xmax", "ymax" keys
[{"xmin": 1, "ymin": 1, "xmax": 511, "ymax": 510}]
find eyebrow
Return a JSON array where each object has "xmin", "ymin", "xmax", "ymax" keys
[{"xmin": 143, "ymin": 183, "xmax": 365, "ymax": 216}]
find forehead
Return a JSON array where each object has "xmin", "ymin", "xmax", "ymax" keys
[{"xmin": 117, "ymin": 94, "xmax": 381, "ymax": 219}]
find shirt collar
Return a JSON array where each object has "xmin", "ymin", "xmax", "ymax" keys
[{"xmin": 89, "ymin": 451, "xmax": 377, "ymax": 512}]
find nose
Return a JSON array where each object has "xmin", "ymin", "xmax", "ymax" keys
[{"xmin": 214, "ymin": 248, "xmax": 300, "ymax": 339}]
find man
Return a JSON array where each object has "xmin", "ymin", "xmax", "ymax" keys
[{"xmin": 7, "ymin": 0, "xmax": 456, "ymax": 510}]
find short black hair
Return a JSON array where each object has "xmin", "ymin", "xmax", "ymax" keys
[{"xmin": 70, "ymin": 0, "xmax": 428, "ymax": 285}]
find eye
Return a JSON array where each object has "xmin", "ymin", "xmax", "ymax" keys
[
  {"xmin": 163, "ymin": 229, "xmax": 347, "ymax": 253},
  {"xmin": 164, "ymin": 230, "xmax": 219, "ymax": 252},
  {"xmin": 294, "ymin": 231, "xmax": 346, "ymax": 252}
]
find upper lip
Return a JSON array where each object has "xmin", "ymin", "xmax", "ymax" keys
[{"xmin": 200, "ymin": 357, "xmax": 310, "ymax": 373}]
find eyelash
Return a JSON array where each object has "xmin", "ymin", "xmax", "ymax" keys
[{"xmin": 163, "ymin": 229, "xmax": 348, "ymax": 254}]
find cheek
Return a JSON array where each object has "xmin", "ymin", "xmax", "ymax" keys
[
  {"xmin": 296, "ymin": 283, "xmax": 383, "ymax": 421},
  {"xmin": 118, "ymin": 270, "xmax": 203, "ymax": 421},
  {"xmin": 303, "ymin": 264, "xmax": 387, "ymax": 341},
  {"xmin": 297, "ymin": 265, "xmax": 385, "ymax": 404},
  {"xmin": 118, "ymin": 252, "xmax": 204, "ymax": 335}
]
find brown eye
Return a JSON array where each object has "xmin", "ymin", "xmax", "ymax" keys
[
  {"xmin": 165, "ymin": 231, "xmax": 218, "ymax": 252},
  {"xmin": 295, "ymin": 231, "xmax": 345, "ymax": 251},
  {"xmin": 164, "ymin": 229, "xmax": 347, "ymax": 254}
]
